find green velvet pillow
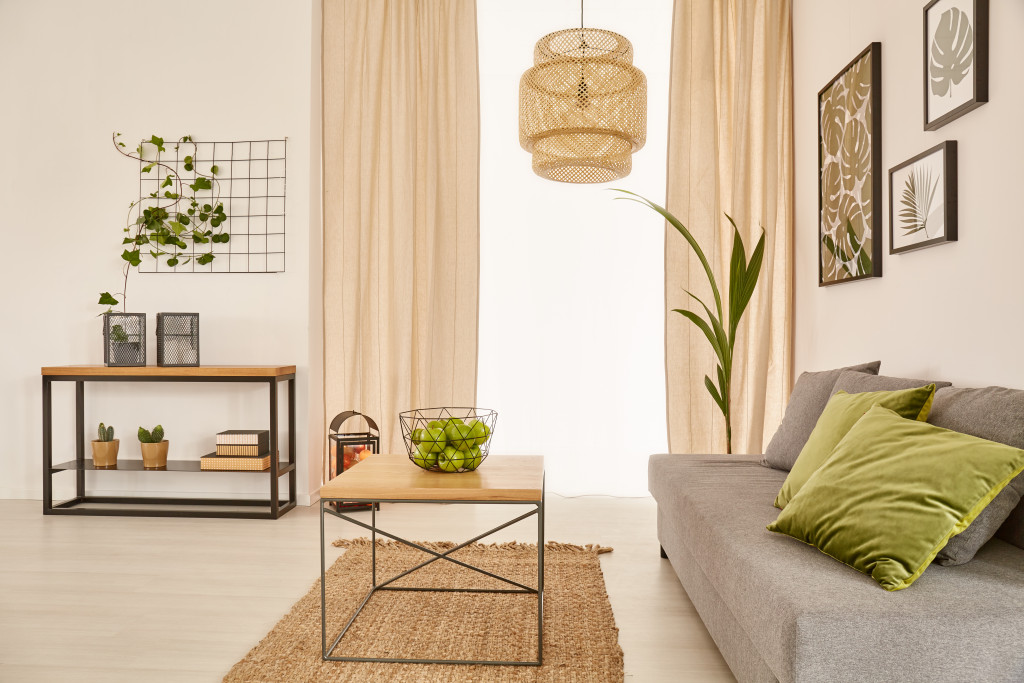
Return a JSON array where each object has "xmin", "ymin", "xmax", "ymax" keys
[
  {"xmin": 774, "ymin": 385, "xmax": 936, "ymax": 508},
  {"xmin": 767, "ymin": 405, "xmax": 1024, "ymax": 591}
]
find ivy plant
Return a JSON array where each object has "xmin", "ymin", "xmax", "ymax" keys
[{"xmin": 99, "ymin": 133, "xmax": 229, "ymax": 311}]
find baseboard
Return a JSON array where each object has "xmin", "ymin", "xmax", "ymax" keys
[{"xmin": 3, "ymin": 488, "xmax": 321, "ymax": 506}]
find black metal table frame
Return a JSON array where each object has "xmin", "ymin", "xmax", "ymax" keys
[
  {"xmin": 41, "ymin": 372, "xmax": 297, "ymax": 519},
  {"xmin": 320, "ymin": 490, "xmax": 545, "ymax": 666}
]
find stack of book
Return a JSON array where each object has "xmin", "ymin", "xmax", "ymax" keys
[{"xmin": 201, "ymin": 430, "xmax": 272, "ymax": 471}]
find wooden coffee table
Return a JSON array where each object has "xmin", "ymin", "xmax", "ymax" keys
[{"xmin": 319, "ymin": 454, "xmax": 545, "ymax": 666}]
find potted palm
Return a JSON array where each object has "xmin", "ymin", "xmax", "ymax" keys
[
  {"xmin": 138, "ymin": 424, "xmax": 168, "ymax": 468},
  {"xmin": 615, "ymin": 190, "xmax": 765, "ymax": 455},
  {"xmin": 91, "ymin": 423, "xmax": 119, "ymax": 467}
]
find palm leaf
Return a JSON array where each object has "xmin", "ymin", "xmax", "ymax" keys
[
  {"xmin": 613, "ymin": 190, "xmax": 723, "ymax": 321},
  {"xmin": 730, "ymin": 225, "xmax": 765, "ymax": 340},
  {"xmin": 705, "ymin": 375, "xmax": 726, "ymax": 415},
  {"xmin": 672, "ymin": 308, "xmax": 724, "ymax": 363},
  {"xmin": 899, "ymin": 166, "xmax": 938, "ymax": 238},
  {"xmin": 727, "ymin": 217, "xmax": 748, "ymax": 342},
  {"xmin": 685, "ymin": 291, "xmax": 731, "ymax": 373}
]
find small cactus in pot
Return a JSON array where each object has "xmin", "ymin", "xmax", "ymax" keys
[
  {"xmin": 91, "ymin": 422, "xmax": 119, "ymax": 467},
  {"xmin": 98, "ymin": 423, "xmax": 115, "ymax": 442},
  {"xmin": 138, "ymin": 424, "xmax": 168, "ymax": 468}
]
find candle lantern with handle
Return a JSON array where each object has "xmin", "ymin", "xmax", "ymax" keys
[{"xmin": 328, "ymin": 410, "xmax": 380, "ymax": 510}]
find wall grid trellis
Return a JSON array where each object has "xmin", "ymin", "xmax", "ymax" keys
[{"xmin": 138, "ymin": 138, "xmax": 287, "ymax": 273}]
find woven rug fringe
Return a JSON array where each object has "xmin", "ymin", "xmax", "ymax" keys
[{"xmin": 332, "ymin": 537, "xmax": 613, "ymax": 554}]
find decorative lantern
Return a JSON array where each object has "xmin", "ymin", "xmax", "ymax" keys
[
  {"xmin": 103, "ymin": 312, "xmax": 146, "ymax": 367},
  {"xmin": 328, "ymin": 411, "xmax": 380, "ymax": 510},
  {"xmin": 519, "ymin": 15, "xmax": 647, "ymax": 183},
  {"xmin": 156, "ymin": 312, "xmax": 199, "ymax": 367}
]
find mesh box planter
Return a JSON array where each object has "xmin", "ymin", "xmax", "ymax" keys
[
  {"xmin": 157, "ymin": 313, "xmax": 199, "ymax": 367},
  {"xmin": 103, "ymin": 313, "xmax": 146, "ymax": 367}
]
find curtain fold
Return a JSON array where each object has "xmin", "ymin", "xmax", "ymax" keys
[
  {"xmin": 322, "ymin": 0, "xmax": 480, "ymax": 476},
  {"xmin": 665, "ymin": 0, "xmax": 793, "ymax": 454}
]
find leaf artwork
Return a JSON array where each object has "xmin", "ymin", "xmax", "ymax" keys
[
  {"xmin": 820, "ymin": 48, "xmax": 875, "ymax": 283},
  {"xmin": 930, "ymin": 7, "xmax": 974, "ymax": 97},
  {"xmin": 899, "ymin": 166, "xmax": 939, "ymax": 237}
]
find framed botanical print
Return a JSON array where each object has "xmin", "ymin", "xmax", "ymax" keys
[
  {"xmin": 924, "ymin": 0, "xmax": 989, "ymax": 130},
  {"xmin": 818, "ymin": 43, "xmax": 883, "ymax": 287},
  {"xmin": 889, "ymin": 141, "xmax": 957, "ymax": 254}
]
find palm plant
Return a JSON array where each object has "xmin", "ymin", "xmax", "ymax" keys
[{"xmin": 615, "ymin": 191, "xmax": 765, "ymax": 454}]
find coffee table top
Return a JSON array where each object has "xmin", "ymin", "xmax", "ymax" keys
[{"xmin": 319, "ymin": 454, "xmax": 544, "ymax": 502}]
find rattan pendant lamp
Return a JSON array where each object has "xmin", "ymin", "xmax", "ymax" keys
[{"xmin": 519, "ymin": 0, "xmax": 647, "ymax": 183}]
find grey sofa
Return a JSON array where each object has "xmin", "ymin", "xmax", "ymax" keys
[{"xmin": 650, "ymin": 396, "xmax": 1024, "ymax": 682}]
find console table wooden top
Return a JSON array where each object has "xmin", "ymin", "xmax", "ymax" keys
[{"xmin": 41, "ymin": 365, "xmax": 296, "ymax": 377}]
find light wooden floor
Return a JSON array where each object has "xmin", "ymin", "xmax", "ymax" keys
[{"xmin": 0, "ymin": 496, "xmax": 733, "ymax": 682}]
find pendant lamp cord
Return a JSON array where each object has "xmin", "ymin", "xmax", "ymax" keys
[{"xmin": 580, "ymin": 0, "xmax": 583, "ymax": 29}]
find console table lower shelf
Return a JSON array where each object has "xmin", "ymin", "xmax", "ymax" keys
[{"xmin": 47, "ymin": 459, "xmax": 296, "ymax": 519}]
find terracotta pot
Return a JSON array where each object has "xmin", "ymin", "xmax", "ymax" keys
[
  {"xmin": 91, "ymin": 439, "xmax": 119, "ymax": 468},
  {"xmin": 140, "ymin": 440, "xmax": 169, "ymax": 469}
]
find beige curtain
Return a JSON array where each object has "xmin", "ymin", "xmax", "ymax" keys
[
  {"xmin": 321, "ymin": 0, "xmax": 480, "ymax": 475},
  {"xmin": 665, "ymin": 0, "xmax": 793, "ymax": 455}
]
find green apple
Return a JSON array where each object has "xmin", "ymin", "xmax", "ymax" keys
[
  {"xmin": 427, "ymin": 420, "xmax": 445, "ymax": 430},
  {"xmin": 445, "ymin": 423, "xmax": 475, "ymax": 451},
  {"xmin": 412, "ymin": 443, "xmax": 438, "ymax": 469},
  {"xmin": 466, "ymin": 420, "xmax": 487, "ymax": 447},
  {"xmin": 437, "ymin": 446, "xmax": 465, "ymax": 473},
  {"xmin": 462, "ymin": 446, "xmax": 482, "ymax": 470},
  {"xmin": 421, "ymin": 427, "xmax": 447, "ymax": 453},
  {"xmin": 410, "ymin": 428, "xmax": 427, "ymax": 446},
  {"xmin": 440, "ymin": 417, "xmax": 464, "ymax": 430}
]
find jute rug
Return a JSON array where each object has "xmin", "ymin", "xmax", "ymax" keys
[{"xmin": 225, "ymin": 539, "xmax": 623, "ymax": 682}]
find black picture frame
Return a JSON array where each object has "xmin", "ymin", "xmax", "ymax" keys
[
  {"xmin": 924, "ymin": 0, "xmax": 989, "ymax": 131},
  {"xmin": 889, "ymin": 141, "xmax": 958, "ymax": 254},
  {"xmin": 818, "ymin": 42, "xmax": 883, "ymax": 287}
]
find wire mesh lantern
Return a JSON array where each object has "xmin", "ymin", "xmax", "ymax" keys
[
  {"xmin": 519, "ymin": 22, "xmax": 647, "ymax": 184},
  {"xmin": 156, "ymin": 313, "xmax": 199, "ymax": 367},
  {"xmin": 328, "ymin": 411, "xmax": 380, "ymax": 510},
  {"xmin": 102, "ymin": 312, "xmax": 146, "ymax": 367}
]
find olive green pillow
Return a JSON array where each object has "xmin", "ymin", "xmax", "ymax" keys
[
  {"xmin": 774, "ymin": 384, "xmax": 936, "ymax": 508},
  {"xmin": 768, "ymin": 405, "xmax": 1024, "ymax": 591}
]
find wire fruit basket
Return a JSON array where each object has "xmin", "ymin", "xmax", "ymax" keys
[{"xmin": 399, "ymin": 407, "xmax": 497, "ymax": 473}]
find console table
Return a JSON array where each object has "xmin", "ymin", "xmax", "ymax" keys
[{"xmin": 41, "ymin": 365, "xmax": 297, "ymax": 519}]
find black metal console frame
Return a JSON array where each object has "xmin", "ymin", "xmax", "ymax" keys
[
  {"xmin": 41, "ymin": 371, "xmax": 297, "ymax": 519},
  {"xmin": 319, "ymin": 489, "xmax": 545, "ymax": 666}
]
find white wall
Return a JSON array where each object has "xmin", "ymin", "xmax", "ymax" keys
[
  {"xmin": 793, "ymin": 1, "xmax": 1024, "ymax": 387},
  {"xmin": 0, "ymin": 0, "xmax": 672, "ymax": 503},
  {"xmin": 0, "ymin": 0, "xmax": 323, "ymax": 502},
  {"xmin": 478, "ymin": 0, "xmax": 673, "ymax": 496}
]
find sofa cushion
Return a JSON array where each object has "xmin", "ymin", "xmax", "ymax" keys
[
  {"xmin": 774, "ymin": 385, "xmax": 936, "ymax": 508},
  {"xmin": 929, "ymin": 386, "xmax": 1024, "ymax": 560},
  {"xmin": 762, "ymin": 361, "xmax": 880, "ymax": 472},
  {"xmin": 769, "ymin": 406, "xmax": 1024, "ymax": 591},
  {"xmin": 829, "ymin": 370, "xmax": 952, "ymax": 395},
  {"xmin": 649, "ymin": 454, "xmax": 1024, "ymax": 682}
]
